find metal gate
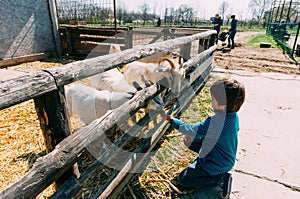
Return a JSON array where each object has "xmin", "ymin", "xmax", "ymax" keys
[{"xmin": 266, "ymin": 0, "xmax": 300, "ymax": 61}]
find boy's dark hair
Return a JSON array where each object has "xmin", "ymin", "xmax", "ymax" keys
[
  {"xmin": 231, "ymin": 15, "xmax": 235, "ymax": 20},
  {"xmin": 210, "ymin": 79, "xmax": 245, "ymax": 112}
]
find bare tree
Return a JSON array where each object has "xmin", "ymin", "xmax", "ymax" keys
[
  {"xmin": 139, "ymin": 3, "xmax": 150, "ymax": 25},
  {"xmin": 175, "ymin": 4, "xmax": 194, "ymax": 24},
  {"xmin": 249, "ymin": 0, "xmax": 272, "ymax": 25},
  {"xmin": 219, "ymin": 1, "xmax": 230, "ymax": 20}
]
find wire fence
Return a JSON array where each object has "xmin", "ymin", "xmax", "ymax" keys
[{"xmin": 56, "ymin": 0, "xmax": 114, "ymax": 25}]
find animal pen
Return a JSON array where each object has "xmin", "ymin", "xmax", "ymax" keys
[
  {"xmin": 0, "ymin": 25, "xmax": 217, "ymax": 198},
  {"xmin": 266, "ymin": 0, "xmax": 300, "ymax": 60}
]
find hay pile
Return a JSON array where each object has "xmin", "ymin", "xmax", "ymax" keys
[{"xmin": 0, "ymin": 59, "xmax": 71, "ymax": 198}]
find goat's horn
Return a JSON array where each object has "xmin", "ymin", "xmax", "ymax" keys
[{"xmin": 159, "ymin": 57, "xmax": 176, "ymax": 69}]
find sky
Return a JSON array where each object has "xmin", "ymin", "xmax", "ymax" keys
[{"xmin": 121, "ymin": 0, "xmax": 252, "ymax": 20}]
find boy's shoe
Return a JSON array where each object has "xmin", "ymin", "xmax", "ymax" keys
[{"xmin": 218, "ymin": 172, "xmax": 233, "ymax": 199}]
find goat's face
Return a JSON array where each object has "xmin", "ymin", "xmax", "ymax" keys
[
  {"xmin": 156, "ymin": 58, "xmax": 185, "ymax": 97},
  {"xmin": 171, "ymin": 66, "xmax": 185, "ymax": 97},
  {"xmin": 109, "ymin": 43, "xmax": 121, "ymax": 54}
]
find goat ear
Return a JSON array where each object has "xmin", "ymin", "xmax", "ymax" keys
[
  {"xmin": 132, "ymin": 81, "xmax": 142, "ymax": 91},
  {"xmin": 126, "ymin": 91, "xmax": 135, "ymax": 96},
  {"xmin": 141, "ymin": 74, "xmax": 153, "ymax": 87}
]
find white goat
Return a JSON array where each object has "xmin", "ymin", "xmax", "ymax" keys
[
  {"xmin": 138, "ymin": 46, "xmax": 183, "ymax": 65},
  {"xmin": 65, "ymin": 84, "xmax": 133, "ymax": 124},
  {"xmin": 90, "ymin": 43, "xmax": 164, "ymax": 112},
  {"xmin": 91, "ymin": 68, "xmax": 136, "ymax": 94},
  {"xmin": 124, "ymin": 57, "xmax": 185, "ymax": 97},
  {"xmin": 90, "ymin": 44, "xmax": 136, "ymax": 94}
]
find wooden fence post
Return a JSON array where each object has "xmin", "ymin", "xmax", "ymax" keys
[
  {"xmin": 198, "ymin": 38, "xmax": 205, "ymax": 53},
  {"xmin": 125, "ymin": 27, "xmax": 133, "ymax": 49},
  {"xmin": 209, "ymin": 35, "xmax": 216, "ymax": 47},
  {"xmin": 65, "ymin": 28, "xmax": 73, "ymax": 55},
  {"xmin": 48, "ymin": 0, "xmax": 62, "ymax": 56},
  {"xmin": 204, "ymin": 38, "xmax": 209, "ymax": 50},
  {"xmin": 181, "ymin": 42, "xmax": 192, "ymax": 62},
  {"xmin": 34, "ymin": 86, "xmax": 80, "ymax": 189}
]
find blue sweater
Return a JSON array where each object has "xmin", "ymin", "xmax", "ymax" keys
[
  {"xmin": 230, "ymin": 19, "xmax": 238, "ymax": 33},
  {"xmin": 213, "ymin": 17, "xmax": 222, "ymax": 32},
  {"xmin": 171, "ymin": 111, "xmax": 239, "ymax": 175}
]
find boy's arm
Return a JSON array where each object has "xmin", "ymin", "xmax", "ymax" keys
[{"xmin": 161, "ymin": 112, "xmax": 209, "ymax": 137}]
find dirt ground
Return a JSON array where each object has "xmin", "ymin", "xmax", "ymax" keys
[{"xmin": 214, "ymin": 31, "xmax": 300, "ymax": 75}]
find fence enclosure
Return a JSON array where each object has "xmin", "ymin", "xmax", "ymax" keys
[
  {"xmin": 0, "ymin": 29, "xmax": 217, "ymax": 198},
  {"xmin": 59, "ymin": 26, "xmax": 212, "ymax": 58},
  {"xmin": 266, "ymin": 0, "xmax": 300, "ymax": 61}
]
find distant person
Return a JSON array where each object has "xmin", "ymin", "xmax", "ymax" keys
[
  {"xmin": 156, "ymin": 17, "xmax": 161, "ymax": 27},
  {"xmin": 212, "ymin": 14, "xmax": 223, "ymax": 44},
  {"xmin": 227, "ymin": 15, "xmax": 238, "ymax": 49},
  {"xmin": 162, "ymin": 78, "xmax": 246, "ymax": 198}
]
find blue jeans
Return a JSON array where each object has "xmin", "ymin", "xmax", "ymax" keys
[
  {"xmin": 178, "ymin": 138, "xmax": 224, "ymax": 188},
  {"xmin": 228, "ymin": 31, "xmax": 236, "ymax": 48}
]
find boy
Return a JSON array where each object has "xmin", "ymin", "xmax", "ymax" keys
[{"xmin": 163, "ymin": 79, "xmax": 245, "ymax": 198}]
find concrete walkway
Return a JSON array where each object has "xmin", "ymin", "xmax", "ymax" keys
[{"xmin": 213, "ymin": 68, "xmax": 300, "ymax": 199}]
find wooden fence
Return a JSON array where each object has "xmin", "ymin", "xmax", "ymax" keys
[
  {"xmin": 0, "ymin": 29, "xmax": 217, "ymax": 198},
  {"xmin": 59, "ymin": 26, "xmax": 212, "ymax": 58}
]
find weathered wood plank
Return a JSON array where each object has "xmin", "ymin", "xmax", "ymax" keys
[
  {"xmin": 189, "ymin": 56, "xmax": 214, "ymax": 84},
  {"xmin": 0, "ymin": 71, "xmax": 57, "ymax": 110},
  {"xmin": 78, "ymin": 36, "xmax": 125, "ymax": 44},
  {"xmin": 47, "ymin": 30, "xmax": 217, "ymax": 87},
  {"xmin": 34, "ymin": 86, "xmax": 80, "ymax": 188},
  {"xmin": 0, "ymin": 53, "xmax": 51, "ymax": 68},
  {"xmin": 0, "ymin": 84, "xmax": 163, "ymax": 199},
  {"xmin": 50, "ymin": 113, "xmax": 155, "ymax": 199},
  {"xmin": 183, "ymin": 45, "xmax": 217, "ymax": 74},
  {"xmin": 132, "ymin": 28, "xmax": 206, "ymax": 37},
  {"xmin": 48, "ymin": 0, "xmax": 62, "ymax": 56},
  {"xmin": 59, "ymin": 26, "xmax": 128, "ymax": 37},
  {"xmin": 96, "ymin": 119, "xmax": 170, "ymax": 199},
  {"xmin": 124, "ymin": 27, "xmax": 133, "ymax": 49}
]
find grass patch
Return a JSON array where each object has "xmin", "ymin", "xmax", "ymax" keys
[{"xmin": 247, "ymin": 33, "xmax": 278, "ymax": 48}]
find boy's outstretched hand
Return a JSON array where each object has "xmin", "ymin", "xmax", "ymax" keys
[{"xmin": 160, "ymin": 112, "xmax": 173, "ymax": 122}]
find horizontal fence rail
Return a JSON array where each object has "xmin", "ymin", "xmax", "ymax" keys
[
  {"xmin": 0, "ymin": 30, "xmax": 216, "ymax": 110},
  {"xmin": 0, "ymin": 29, "xmax": 217, "ymax": 198}
]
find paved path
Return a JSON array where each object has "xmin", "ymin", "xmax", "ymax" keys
[{"xmin": 213, "ymin": 68, "xmax": 300, "ymax": 199}]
